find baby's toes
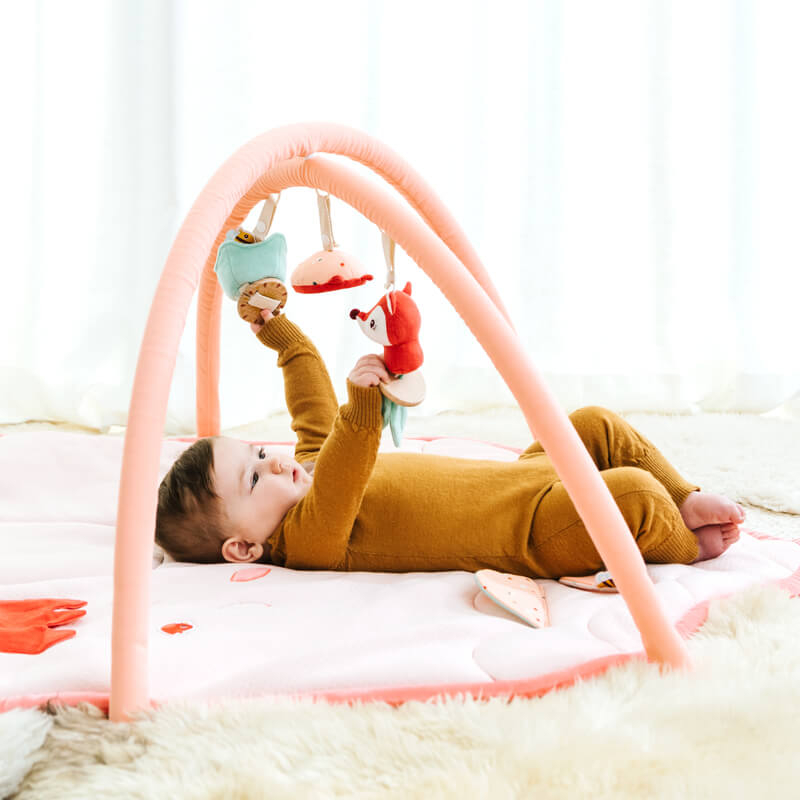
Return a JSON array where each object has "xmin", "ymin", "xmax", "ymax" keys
[
  {"xmin": 725, "ymin": 500, "xmax": 745, "ymax": 524},
  {"xmin": 720, "ymin": 522, "xmax": 740, "ymax": 543}
]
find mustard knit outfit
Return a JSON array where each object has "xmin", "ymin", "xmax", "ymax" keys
[{"xmin": 256, "ymin": 315, "xmax": 701, "ymax": 577}]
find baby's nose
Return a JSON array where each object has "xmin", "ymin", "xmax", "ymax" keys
[{"xmin": 268, "ymin": 456, "xmax": 284, "ymax": 473}]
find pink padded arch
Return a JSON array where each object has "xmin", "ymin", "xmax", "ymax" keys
[{"xmin": 111, "ymin": 123, "xmax": 690, "ymax": 722}]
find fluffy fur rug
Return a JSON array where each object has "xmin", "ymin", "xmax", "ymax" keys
[{"xmin": 3, "ymin": 411, "xmax": 800, "ymax": 799}]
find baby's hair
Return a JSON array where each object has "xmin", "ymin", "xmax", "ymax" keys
[{"xmin": 155, "ymin": 437, "xmax": 229, "ymax": 563}]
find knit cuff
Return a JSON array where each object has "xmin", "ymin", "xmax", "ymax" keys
[
  {"xmin": 637, "ymin": 451, "xmax": 700, "ymax": 509},
  {"xmin": 341, "ymin": 381, "xmax": 384, "ymax": 430},
  {"xmin": 256, "ymin": 314, "xmax": 306, "ymax": 352},
  {"xmin": 642, "ymin": 523, "xmax": 700, "ymax": 565}
]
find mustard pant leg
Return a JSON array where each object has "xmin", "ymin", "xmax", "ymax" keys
[
  {"xmin": 519, "ymin": 405, "xmax": 700, "ymax": 507},
  {"xmin": 519, "ymin": 406, "xmax": 701, "ymax": 577}
]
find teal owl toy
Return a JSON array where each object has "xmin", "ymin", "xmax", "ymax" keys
[{"xmin": 213, "ymin": 196, "xmax": 290, "ymax": 323}]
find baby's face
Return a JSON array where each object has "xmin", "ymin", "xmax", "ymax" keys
[{"xmin": 211, "ymin": 437, "xmax": 312, "ymax": 562}]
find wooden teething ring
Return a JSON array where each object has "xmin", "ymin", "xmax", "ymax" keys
[
  {"xmin": 380, "ymin": 370, "xmax": 425, "ymax": 407},
  {"xmin": 236, "ymin": 278, "xmax": 288, "ymax": 323}
]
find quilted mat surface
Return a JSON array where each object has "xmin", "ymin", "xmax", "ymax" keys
[{"xmin": 1, "ymin": 432, "xmax": 798, "ymax": 707}]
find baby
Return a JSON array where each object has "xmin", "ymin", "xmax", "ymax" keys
[{"xmin": 155, "ymin": 309, "xmax": 746, "ymax": 577}]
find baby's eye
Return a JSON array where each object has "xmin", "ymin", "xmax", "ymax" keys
[
  {"xmin": 251, "ymin": 470, "xmax": 259, "ymax": 489},
  {"xmin": 258, "ymin": 448, "xmax": 266, "ymax": 459}
]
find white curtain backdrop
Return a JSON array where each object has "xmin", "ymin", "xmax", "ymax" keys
[{"xmin": 2, "ymin": 0, "xmax": 799, "ymax": 434}]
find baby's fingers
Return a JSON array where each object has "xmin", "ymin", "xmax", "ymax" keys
[
  {"xmin": 249, "ymin": 309, "xmax": 274, "ymax": 334},
  {"xmin": 348, "ymin": 365, "xmax": 389, "ymax": 388},
  {"xmin": 348, "ymin": 370, "xmax": 378, "ymax": 387},
  {"xmin": 353, "ymin": 367, "xmax": 389, "ymax": 385},
  {"xmin": 353, "ymin": 356, "xmax": 390, "ymax": 382}
]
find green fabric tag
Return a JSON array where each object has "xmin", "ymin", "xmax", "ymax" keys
[{"xmin": 381, "ymin": 396, "xmax": 408, "ymax": 447}]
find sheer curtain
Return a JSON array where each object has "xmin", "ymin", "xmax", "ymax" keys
[{"xmin": 2, "ymin": 0, "xmax": 798, "ymax": 434}]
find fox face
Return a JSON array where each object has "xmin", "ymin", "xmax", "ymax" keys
[
  {"xmin": 349, "ymin": 303, "xmax": 390, "ymax": 346},
  {"xmin": 349, "ymin": 283, "xmax": 420, "ymax": 346}
]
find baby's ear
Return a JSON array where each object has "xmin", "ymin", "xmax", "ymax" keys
[{"xmin": 221, "ymin": 537, "xmax": 263, "ymax": 563}]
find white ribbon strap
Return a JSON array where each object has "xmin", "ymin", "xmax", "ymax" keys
[
  {"xmin": 382, "ymin": 230, "xmax": 396, "ymax": 314},
  {"xmin": 252, "ymin": 194, "xmax": 280, "ymax": 241},
  {"xmin": 316, "ymin": 190, "xmax": 337, "ymax": 251}
]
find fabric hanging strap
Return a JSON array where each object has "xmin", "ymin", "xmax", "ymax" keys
[
  {"xmin": 316, "ymin": 190, "xmax": 337, "ymax": 251},
  {"xmin": 252, "ymin": 194, "xmax": 280, "ymax": 241},
  {"xmin": 382, "ymin": 229, "xmax": 396, "ymax": 314}
]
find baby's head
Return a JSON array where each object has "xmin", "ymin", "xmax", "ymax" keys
[{"xmin": 155, "ymin": 436, "xmax": 312, "ymax": 564}]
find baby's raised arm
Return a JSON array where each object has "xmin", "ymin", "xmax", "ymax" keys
[
  {"xmin": 252, "ymin": 309, "xmax": 339, "ymax": 463},
  {"xmin": 279, "ymin": 370, "xmax": 384, "ymax": 570}
]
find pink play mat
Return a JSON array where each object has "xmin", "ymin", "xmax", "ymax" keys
[{"xmin": 2, "ymin": 431, "xmax": 799, "ymax": 714}]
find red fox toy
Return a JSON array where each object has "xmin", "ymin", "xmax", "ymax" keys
[{"xmin": 349, "ymin": 282, "xmax": 423, "ymax": 376}]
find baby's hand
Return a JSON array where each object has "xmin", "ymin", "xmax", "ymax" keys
[
  {"xmin": 249, "ymin": 308, "xmax": 277, "ymax": 334},
  {"xmin": 348, "ymin": 354, "xmax": 391, "ymax": 388}
]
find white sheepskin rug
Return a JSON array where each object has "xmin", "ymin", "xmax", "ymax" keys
[{"xmin": 4, "ymin": 411, "xmax": 800, "ymax": 799}]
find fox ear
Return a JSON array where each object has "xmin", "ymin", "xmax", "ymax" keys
[{"xmin": 402, "ymin": 282, "xmax": 412, "ymax": 295}]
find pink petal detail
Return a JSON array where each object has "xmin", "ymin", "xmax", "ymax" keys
[{"xmin": 230, "ymin": 567, "xmax": 271, "ymax": 582}]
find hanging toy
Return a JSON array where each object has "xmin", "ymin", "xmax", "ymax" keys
[
  {"xmin": 291, "ymin": 191, "xmax": 373, "ymax": 294},
  {"xmin": 349, "ymin": 233, "xmax": 425, "ymax": 446},
  {"xmin": 213, "ymin": 195, "xmax": 289, "ymax": 323},
  {"xmin": 350, "ymin": 283, "xmax": 423, "ymax": 376}
]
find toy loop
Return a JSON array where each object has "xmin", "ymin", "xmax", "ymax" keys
[
  {"xmin": 316, "ymin": 189, "xmax": 337, "ymax": 251},
  {"xmin": 252, "ymin": 194, "xmax": 280, "ymax": 241},
  {"xmin": 382, "ymin": 229, "xmax": 396, "ymax": 314}
]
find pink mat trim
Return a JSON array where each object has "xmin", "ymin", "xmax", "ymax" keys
[
  {"xmin": 674, "ymin": 531, "xmax": 800, "ymax": 637},
  {"xmin": 0, "ymin": 655, "xmax": 639, "ymax": 714},
  {"xmin": 3, "ymin": 530, "xmax": 797, "ymax": 715},
  {"xmin": 0, "ymin": 692, "xmax": 110, "ymax": 713}
]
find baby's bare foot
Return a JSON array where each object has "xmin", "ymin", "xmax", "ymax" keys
[
  {"xmin": 690, "ymin": 524, "xmax": 731, "ymax": 563},
  {"xmin": 680, "ymin": 491, "xmax": 745, "ymax": 531}
]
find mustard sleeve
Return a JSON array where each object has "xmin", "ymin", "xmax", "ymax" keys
[
  {"xmin": 255, "ymin": 315, "xmax": 339, "ymax": 463},
  {"xmin": 279, "ymin": 380, "xmax": 383, "ymax": 570}
]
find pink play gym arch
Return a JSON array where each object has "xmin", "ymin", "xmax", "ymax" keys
[{"xmin": 110, "ymin": 122, "xmax": 690, "ymax": 722}]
